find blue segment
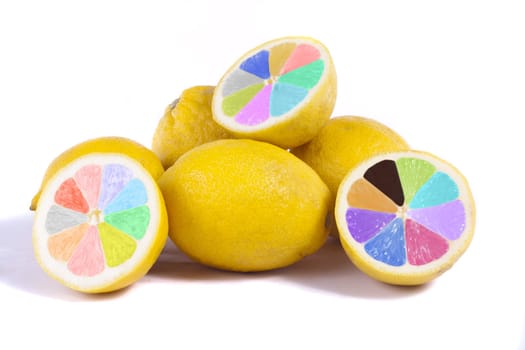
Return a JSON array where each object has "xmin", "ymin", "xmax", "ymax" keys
[
  {"xmin": 364, "ymin": 218, "xmax": 406, "ymax": 266},
  {"xmin": 239, "ymin": 50, "xmax": 270, "ymax": 79},
  {"xmin": 270, "ymin": 82, "xmax": 308, "ymax": 116},
  {"xmin": 103, "ymin": 179, "xmax": 148, "ymax": 215},
  {"xmin": 409, "ymin": 171, "xmax": 459, "ymax": 209}
]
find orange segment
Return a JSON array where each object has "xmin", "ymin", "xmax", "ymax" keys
[
  {"xmin": 347, "ymin": 178, "xmax": 398, "ymax": 213},
  {"xmin": 47, "ymin": 223, "xmax": 89, "ymax": 261},
  {"xmin": 269, "ymin": 42, "xmax": 296, "ymax": 77}
]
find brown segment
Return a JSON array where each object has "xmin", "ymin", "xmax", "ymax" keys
[
  {"xmin": 48, "ymin": 223, "xmax": 89, "ymax": 261},
  {"xmin": 347, "ymin": 178, "xmax": 398, "ymax": 213},
  {"xmin": 363, "ymin": 159, "xmax": 405, "ymax": 206}
]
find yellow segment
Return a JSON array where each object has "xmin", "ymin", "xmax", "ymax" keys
[
  {"xmin": 269, "ymin": 42, "xmax": 296, "ymax": 77},
  {"xmin": 347, "ymin": 178, "xmax": 398, "ymax": 213}
]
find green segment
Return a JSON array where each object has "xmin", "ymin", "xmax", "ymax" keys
[
  {"xmin": 222, "ymin": 83, "xmax": 264, "ymax": 116},
  {"xmin": 277, "ymin": 59, "xmax": 324, "ymax": 89},
  {"xmin": 104, "ymin": 205, "xmax": 150, "ymax": 239},
  {"xmin": 396, "ymin": 157, "xmax": 436, "ymax": 205},
  {"xmin": 98, "ymin": 222, "xmax": 137, "ymax": 267}
]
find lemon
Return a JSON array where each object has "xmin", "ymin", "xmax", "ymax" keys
[
  {"xmin": 292, "ymin": 116, "xmax": 410, "ymax": 200},
  {"xmin": 158, "ymin": 139, "xmax": 331, "ymax": 272},
  {"xmin": 152, "ymin": 85, "xmax": 231, "ymax": 169},
  {"xmin": 30, "ymin": 136, "xmax": 164, "ymax": 211},
  {"xmin": 32, "ymin": 152, "xmax": 168, "ymax": 293},
  {"xmin": 335, "ymin": 150, "xmax": 475, "ymax": 285},
  {"xmin": 212, "ymin": 36, "xmax": 337, "ymax": 149}
]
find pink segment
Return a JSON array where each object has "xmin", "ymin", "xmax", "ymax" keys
[
  {"xmin": 74, "ymin": 165, "xmax": 102, "ymax": 209},
  {"xmin": 234, "ymin": 84, "xmax": 272, "ymax": 126},
  {"xmin": 67, "ymin": 225, "xmax": 105, "ymax": 276},
  {"xmin": 280, "ymin": 44, "xmax": 321, "ymax": 75},
  {"xmin": 406, "ymin": 219, "xmax": 449, "ymax": 266}
]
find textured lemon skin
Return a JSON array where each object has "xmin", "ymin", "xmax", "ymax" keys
[
  {"xmin": 212, "ymin": 36, "xmax": 337, "ymax": 149},
  {"xmin": 30, "ymin": 136, "xmax": 164, "ymax": 211},
  {"xmin": 293, "ymin": 116, "xmax": 410, "ymax": 200},
  {"xmin": 335, "ymin": 150, "xmax": 476, "ymax": 285},
  {"xmin": 152, "ymin": 85, "xmax": 231, "ymax": 169},
  {"xmin": 32, "ymin": 157, "xmax": 168, "ymax": 293},
  {"xmin": 158, "ymin": 139, "xmax": 331, "ymax": 272}
]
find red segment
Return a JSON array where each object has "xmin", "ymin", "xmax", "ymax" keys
[
  {"xmin": 55, "ymin": 178, "xmax": 89, "ymax": 214},
  {"xmin": 74, "ymin": 165, "xmax": 101, "ymax": 209},
  {"xmin": 406, "ymin": 219, "xmax": 449, "ymax": 266},
  {"xmin": 279, "ymin": 44, "xmax": 321, "ymax": 75},
  {"xmin": 67, "ymin": 225, "xmax": 105, "ymax": 276}
]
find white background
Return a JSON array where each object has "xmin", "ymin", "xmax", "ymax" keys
[{"xmin": 1, "ymin": 0, "xmax": 524, "ymax": 349}]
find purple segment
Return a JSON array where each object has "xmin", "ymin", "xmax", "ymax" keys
[
  {"xmin": 98, "ymin": 164, "xmax": 133, "ymax": 210},
  {"xmin": 408, "ymin": 199, "xmax": 466, "ymax": 240},
  {"xmin": 345, "ymin": 208, "xmax": 396, "ymax": 243},
  {"xmin": 234, "ymin": 84, "xmax": 272, "ymax": 126}
]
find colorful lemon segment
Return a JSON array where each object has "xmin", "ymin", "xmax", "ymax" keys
[
  {"xmin": 212, "ymin": 37, "xmax": 337, "ymax": 148},
  {"xmin": 33, "ymin": 153, "xmax": 168, "ymax": 293},
  {"xmin": 335, "ymin": 151, "xmax": 475, "ymax": 285}
]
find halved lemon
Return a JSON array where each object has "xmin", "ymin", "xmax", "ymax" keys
[
  {"xmin": 212, "ymin": 36, "xmax": 337, "ymax": 149},
  {"xmin": 334, "ymin": 151, "xmax": 475, "ymax": 285},
  {"xmin": 32, "ymin": 153, "xmax": 168, "ymax": 293}
]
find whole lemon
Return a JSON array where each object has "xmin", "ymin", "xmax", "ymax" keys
[
  {"xmin": 293, "ymin": 116, "xmax": 410, "ymax": 200},
  {"xmin": 158, "ymin": 139, "xmax": 331, "ymax": 272},
  {"xmin": 152, "ymin": 85, "xmax": 230, "ymax": 169}
]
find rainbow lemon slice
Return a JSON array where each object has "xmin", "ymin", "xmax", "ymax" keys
[
  {"xmin": 335, "ymin": 151, "xmax": 476, "ymax": 285},
  {"xmin": 212, "ymin": 36, "xmax": 337, "ymax": 149},
  {"xmin": 32, "ymin": 153, "xmax": 168, "ymax": 293}
]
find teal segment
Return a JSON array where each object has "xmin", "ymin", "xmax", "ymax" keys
[
  {"xmin": 103, "ymin": 178, "xmax": 148, "ymax": 215},
  {"xmin": 364, "ymin": 218, "xmax": 406, "ymax": 267},
  {"xmin": 270, "ymin": 82, "xmax": 308, "ymax": 116},
  {"xmin": 409, "ymin": 171, "xmax": 459, "ymax": 209}
]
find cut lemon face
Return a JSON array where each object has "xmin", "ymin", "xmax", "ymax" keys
[
  {"xmin": 32, "ymin": 153, "xmax": 168, "ymax": 293},
  {"xmin": 212, "ymin": 36, "xmax": 337, "ymax": 149},
  {"xmin": 335, "ymin": 151, "xmax": 475, "ymax": 285}
]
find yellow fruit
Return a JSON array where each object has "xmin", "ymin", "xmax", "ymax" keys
[
  {"xmin": 334, "ymin": 150, "xmax": 476, "ymax": 285},
  {"xmin": 30, "ymin": 136, "xmax": 164, "ymax": 211},
  {"xmin": 292, "ymin": 116, "xmax": 410, "ymax": 199},
  {"xmin": 158, "ymin": 139, "xmax": 331, "ymax": 272},
  {"xmin": 152, "ymin": 85, "xmax": 231, "ymax": 169},
  {"xmin": 212, "ymin": 36, "xmax": 337, "ymax": 149},
  {"xmin": 32, "ymin": 152, "xmax": 168, "ymax": 293}
]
